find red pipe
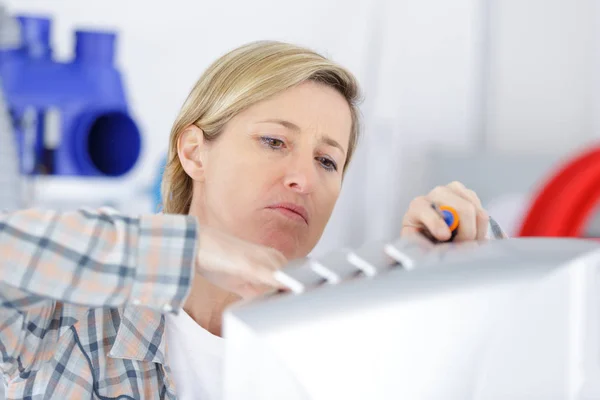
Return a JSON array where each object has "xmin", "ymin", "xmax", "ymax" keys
[{"xmin": 518, "ymin": 146, "xmax": 600, "ymax": 237}]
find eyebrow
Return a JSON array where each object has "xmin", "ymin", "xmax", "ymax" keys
[{"xmin": 257, "ymin": 118, "xmax": 346, "ymax": 155}]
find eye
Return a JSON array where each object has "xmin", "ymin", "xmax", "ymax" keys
[
  {"xmin": 260, "ymin": 136, "xmax": 285, "ymax": 150},
  {"xmin": 317, "ymin": 157, "xmax": 338, "ymax": 172}
]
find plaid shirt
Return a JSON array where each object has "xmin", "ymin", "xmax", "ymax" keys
[{"xmin": 0, "ymin": 207, "xmax": 198, "ymax": 399}]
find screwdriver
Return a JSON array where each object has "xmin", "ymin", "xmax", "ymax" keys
[
  {"xmin": 432, "ymin": 204, "xmax": 459, "ymax": 242},
  {"xmin": 429, "ymin": 203, "xmax": 508, "ymax": 242}
]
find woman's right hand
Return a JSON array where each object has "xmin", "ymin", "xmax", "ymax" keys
[{"xmin": 194, "ymin": 225, "xmax": 289, "ymax": 299}]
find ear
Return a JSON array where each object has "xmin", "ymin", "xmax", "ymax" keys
[{"xmin": 177, "ymin": 125, "xmax": 206, "ymax": 181}]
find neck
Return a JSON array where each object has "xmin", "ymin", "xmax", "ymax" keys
[
  {"xmin": 183, "ymin": 273, "xmax": 239, "ymax": 337},
  {"xmin": 184, "ymin": 199, "xmax": 231, "ymax": 336}
]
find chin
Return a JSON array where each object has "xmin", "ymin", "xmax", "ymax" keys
[
  {"xmin": 262, "ymin": 235, "xmax": 304, "ymax": 260},
  {"xmin": 257, "ymin": 226, "xmax": 310, "ymax": 260},
  {"xmin": 236, "ymin": 214, "xmax": 317, "ymax": 260}
]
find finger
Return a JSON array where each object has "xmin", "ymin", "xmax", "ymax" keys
[
  {"xmin": 475, "ymin": 212, "xmax": 489, "ymax": 240},
  {"xmin": 400, "ymin": 225, "xmax": 422, "ymax": 237},
  {"xmin": 266, "ymin": 248, "xmax": 289, "ymax": 270},
  {"xmin": 466, "ymin": 189, "xmax": 489, "ymax": 240},
  {"xmin": 254, "ymin": 268, "xmax": 287, "ymax": 290},
  {"xmin": 245, "ymin": 246, "xmax": 287, "ymax": 269},
  {"xmin": 402, "ymin": 196, "xmax": 451, "ymax": 241},
  {"xmin": 447, "ymin": 181, "xmax": 487, "ymax": 217},
  {"xmin": 427, "ymin": 186, "xmax": 477, "ymax": 241},
  {"xmin": 447, "ymin": 181, "xmax": 482, "ymax": 208},
  {"xmin": 245, "ymin": 261, "xmax": 288, "ymax": 290},
  {"xmin": 446, "ymin": 182, "xmax": 489, "ymax": 240},
  {"xmin": 235, "ymin": 282, "xmax": 272, "ymax": 300},
  {"xmin": 401, "ymin": 224, "xmax": 445, "ymax": 243}
]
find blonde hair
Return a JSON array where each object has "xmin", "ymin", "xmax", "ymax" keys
[{"xmin": 161, "ymin": 40, "xmax": 362, "ymax": 214}]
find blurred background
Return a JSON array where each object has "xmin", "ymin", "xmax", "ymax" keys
[{"xmin": 2, "ymin": 0, "xmax": 600, "ymax": 257}]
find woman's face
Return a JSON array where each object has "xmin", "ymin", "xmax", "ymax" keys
[{"xmin": 182, "ymin": 81, "xmax": 352, "ymax": 260}]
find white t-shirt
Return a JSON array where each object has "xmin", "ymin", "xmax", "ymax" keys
[{"xmin": 165, "ymin": 310, "xmax": 225, "ymax": 400}]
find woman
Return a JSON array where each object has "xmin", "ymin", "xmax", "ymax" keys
[{"xmin": 0, "ymin": 41, "xmax": 490, "ymax": 399}]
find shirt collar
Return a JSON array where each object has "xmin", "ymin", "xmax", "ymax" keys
[{"xmin": 108, "ymin": 305, "xmax": 167, "ymax": 365}]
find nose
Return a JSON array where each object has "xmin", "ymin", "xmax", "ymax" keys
[{"xmin": 283, "ymin": 156, "xmax": 317, "ymax": 194}]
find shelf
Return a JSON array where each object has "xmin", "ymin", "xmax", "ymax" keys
[{"xmin": 23, "ymin": 175, "xmax": 155, "ymax": 214}]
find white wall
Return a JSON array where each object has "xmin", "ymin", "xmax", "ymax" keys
[
  {"xmin": 9, "ymin": 0, "xmax": 600, "ymax": 252},
  {"xmin": 485, "ymin": 0, "xmax": 598, "ymax": 153},
  {"xmin": 4, "ymin": 0, "xmax": 485, "ymax": 255},
  {"xmin": 8, "ymin": 0, "xmax": 600, "ymax": 250}
]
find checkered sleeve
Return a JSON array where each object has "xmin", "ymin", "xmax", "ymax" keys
[{"xmin": 0, "ymin": 207, "xmax": 198, "ymax": 312}]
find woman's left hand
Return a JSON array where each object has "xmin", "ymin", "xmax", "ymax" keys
[{"xmin": 401, "ymin": 181, "xmax": 489, "ymax": 242}]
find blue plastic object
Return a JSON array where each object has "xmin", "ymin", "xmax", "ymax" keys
[
  {"xmin": 441, "ymin": 210, "xmax": 455, "ymax": 228},
  {"xmin": 440, "ymin": 208, "xmax": 459, "ymax": 241},
  {"xmin": 0, "ymin": 15, "xmax": 141, "ymax": 176}
]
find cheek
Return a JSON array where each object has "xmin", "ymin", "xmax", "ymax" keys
[
  {"xmin": 205, "ymin": 153, "xmax": 274, "ymax": 212},
  {"xmin": 312, "ymin": 179, "xmax": 342, "ymax": 226}
]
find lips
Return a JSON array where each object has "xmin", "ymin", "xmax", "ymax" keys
[{"xmin": 267, "ymin": 202, "xmax": 309, "ymax": 224}]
